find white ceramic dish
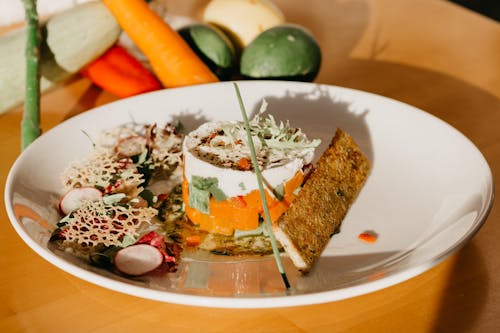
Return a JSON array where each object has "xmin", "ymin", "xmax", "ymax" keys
[{"xmin": 5, "ymin": 81, "xmax": 493, "ymax": 308}]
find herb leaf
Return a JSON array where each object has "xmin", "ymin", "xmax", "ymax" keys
[
  {"xmin": 188, "ymin": 181, "xmax": 210, "ymax": 214},
  {"xmin": 188, "ymin": 176, "xmax": 227, "ymax": 213}
]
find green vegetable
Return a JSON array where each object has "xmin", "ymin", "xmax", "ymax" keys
[
  {"xmin": 178, "ymin": 23, "xmax": 236, "ymax": 80},
  {"xmin": 233, "ymin": 82, "xmax": 290, "ymax": 289},
  {"xmin": 46, "ymin": 2, "xmax": 120, "ymax": 73},
  {"xmin": 21, "ymin": 0, "xmax": 41, "ymax": 150},
  {"xmin": 240, "ymin": 24, "xmax": 321, "ymax": 81},
  {"xmin": 0, "ymin": 2, "xmax": 120, "ymax": 115},
  {"xmin": 200, "ymin": 99, "xmax": 320, "ymax": 168},
  {"xmin": 188, "ymin": 176, "xmax": 227, "ymax": 214}
]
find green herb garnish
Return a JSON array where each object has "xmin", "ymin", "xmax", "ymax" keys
[
  {"xmin": 188, "ymin": 175, "xmax": 227, "ymax": 214},
  {"xmin": 233, "ymin": 83, "xmax": 290, "ymax": 290}
]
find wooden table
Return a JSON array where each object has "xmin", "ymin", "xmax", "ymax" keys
[{"xmin": 1, "ymin": 0, "xmax": 499, "ymax": 331}]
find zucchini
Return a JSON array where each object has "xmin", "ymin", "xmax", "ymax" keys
[
  {"xmin": 178, "ymin": 23, "xmax": 236, "ymax": 80},
  {"xmin": 0, "ymin": 2, "xmax": 121, "ymax": 114},
  {"xmin": 46, "ymin": 2, "xmax": 120, "ymax": 73}
]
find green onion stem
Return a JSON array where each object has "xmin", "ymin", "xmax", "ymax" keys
[
  {"xmin": 21, "ymin": 0, "xmax": 41, "ymax": 150},
  {"xmin": 233, "ymin": 83, "xmax": 290, "ymax": 290}
]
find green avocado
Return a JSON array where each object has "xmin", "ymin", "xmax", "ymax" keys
[
  {"xmin": 178, "ymin": 23, "xmax": 236, "ymax": 80},
  {"xmin": 240, "ymin": 24, "xmax": 321, "ymax": 81}
]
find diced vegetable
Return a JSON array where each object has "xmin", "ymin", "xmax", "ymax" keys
[
  {"xmin": 185, "ymin": 235, "xmax": 201, "ymax": 247},
  {"xmin": 58, "ymin": 187, "xmax": 103, "ymax": 215},
  {"xmin": 358, "ymin": 231, "xmax": 378, "ymax": 244},
  {"xmin": 202, "ymin": 0, "xmax": 285, "ymax": 48},
  {"xmin": 102, "ymin": 0, "xmax": 218, "ymax": 88},
  {"xmin": 237, "ymin": 157, "xmax": 251, "ymax": 171},
  {"xmin": 81, "ymin": 45, "xmax": 162, "ymax": 98},
  {"xmin": 114, "ymin": 244, "xmax": 164, "ymax": 276},
  {"xmin": 182, "ymin": 170, "xmax": 304, "ymax": 235}
]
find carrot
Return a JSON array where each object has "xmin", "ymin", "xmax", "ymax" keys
[
  {"xmin": 102, "ymin": 0, "xmax": 218, "ymax": 88},
  {"xmin": 81, "ymin": 44, "xmax": 161, "ymax": 97},
  {"xmin": 182, "ymin": 171, "xmax": 304, "ymax": 235},
  {"xmin": 185, "ymin": 235, "xmax": 201, "ymax": 247},
  {"xmin": 358, "ymin": 231, "xmax": 378, "ymax": 244},
  {"xmin": 237, "ymin": 157, "xmax": 251, "ymax": 170}
]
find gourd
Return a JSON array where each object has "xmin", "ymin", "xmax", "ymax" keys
[
  {"xmin": 202, "ymin": 0, "xmax": 285, "ymax": 49},
  {"xmin": 240, "ymin": 24, "xmax": 321, "ymax": 81},
  {"xmin": 178, "ymin": 23, "xmax": 236, "ymax": 80}
]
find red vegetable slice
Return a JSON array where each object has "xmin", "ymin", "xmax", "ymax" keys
[
  {"xmin": 114, "ymin": 244, "xmax": 163, "ymax": 276},
  {"xmin": 59, "ymin": 187, "xmax": 102, "ymax": 215},
  {"xmin": 115, "ymin": 135, "xmax": 147, "ymax": 157}
]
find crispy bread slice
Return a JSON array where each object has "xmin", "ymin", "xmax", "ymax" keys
[{"xmin": 273, "ymin": 129, "xmax": 370, "ymax": 273}]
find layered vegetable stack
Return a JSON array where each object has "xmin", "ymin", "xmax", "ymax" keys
[{"xmin": 182, "ymin": 102, "xmax": 320, "ymax": 236}]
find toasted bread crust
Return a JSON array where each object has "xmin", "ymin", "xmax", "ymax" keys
[{"xmin": 273, "ymin": 129, "xmax": 370, "ymax": 273}]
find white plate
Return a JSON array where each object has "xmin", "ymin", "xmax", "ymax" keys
[{"xmin": 5, "ymin": 81, "xmax": 493, "ymax": 308}]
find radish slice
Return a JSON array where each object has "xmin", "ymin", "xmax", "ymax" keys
[
  {"xmin": 115, "ymin": 135, "xmax": 147, "ymax": 157},
  {"xmin": 114, "ymin": 244, "xmax": 163, "ymax": 276},
  {"xmin": 59, "ymin": 187, "xmax": 102, "ymax": 215}
]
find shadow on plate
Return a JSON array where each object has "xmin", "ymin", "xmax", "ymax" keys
[{"xmin": 249, "ymin": 86, "xmax": 373, "ymax": 163}]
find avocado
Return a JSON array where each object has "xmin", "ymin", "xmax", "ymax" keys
[{"xmin": 240, "ymin": 24, "xmax": 321, "ymax": 81}]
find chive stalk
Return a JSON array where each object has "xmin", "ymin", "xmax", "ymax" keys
[
  {"xmin": 233, "ymin": 83, "xmax": 290, "ymax": 290},
  {"xmin": 21, "ymin": 0, "xmax": 41, "ymax": 150}
]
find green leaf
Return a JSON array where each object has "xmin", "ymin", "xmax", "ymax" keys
[
  {"xmin": 208, "ymin": 183, "xmax": 227, "ymax": 202},
  {"xmin": 188, "ymin": 175, "xmax": 227, "ymax": 212},
  {"xmin": 191, "ymin": 175, "xmax": 218, "ymax": 190},
  {"xmin": 188, "ymin": 182, "xmax": 210, "ymax": 214},
  {"xmin": 120, "ymin": 235, "xmax": 136, "ymax": 247}
]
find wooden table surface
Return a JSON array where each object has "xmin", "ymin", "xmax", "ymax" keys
[{"xmin": 1, "ymin": 0, "xmax": 499, "ymax": 332}]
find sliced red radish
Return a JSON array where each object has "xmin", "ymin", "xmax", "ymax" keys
[
  {"xmin": 114, "ymin": 244, "xmax": 164, "ymax": 276},
  {"xmin": 115, "ymin": 135, "xmax": 147, "ymax": 157},
  {"xmin": 58, "ymin": 187, "xmax": 102, "ymax": 215}
]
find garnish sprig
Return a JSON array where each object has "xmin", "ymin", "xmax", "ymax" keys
[{"xmin": 233, "ymin": 83, "xmax": 290, "ymax": 290}]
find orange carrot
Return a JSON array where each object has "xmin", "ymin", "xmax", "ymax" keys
[
  {"xmin": 237, "ymin": 157, "xmax": 251, "ymax": 170},
  {"xmin": 182, "ymin": 171, "xmax": 304, "ymax": 235},
  {"xmin": 81, "ymin": 44, "xmax": 162, "ymax": 97},
  {"xmin": 102, "ymin": 0, "xmax": 218, "ymax": 88},
  {"xmin": 185, "ymin": 235, "xmax": 201, "ymax": 247},
  {"xmin": 358, "ymin": 231, "xmax": 378, "ymax": 244}
]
